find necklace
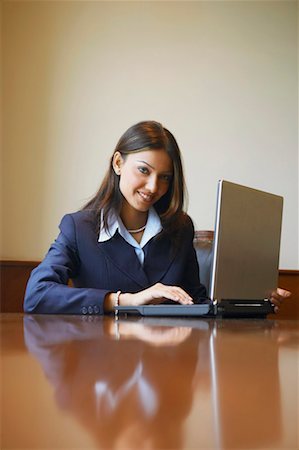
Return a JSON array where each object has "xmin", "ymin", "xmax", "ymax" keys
[{"xmin": 127, "ymin": 225, "xmax": 146, "ymax": 234}]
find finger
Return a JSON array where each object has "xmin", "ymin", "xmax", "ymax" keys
[
  {"xmin": 170, "ymin": 287, "xmax": 193, "ymax": 304},
  {"xmin": 269, "ymin": 297, "xmax": 280, "ymax": 313},
  {"xmin": 270, "ymin": 297, "xmax": 281, "ymax": 307},
  {"xmin": 277, "ymin": 288, "xmax": 291, "ymax": 298},
  {"xmin": 270, "ymin": 293, "xmax": 283, "ymax": 305},
  {"xmin": 162, "ymin": 292, "xmax": 193, "ymax": 305},
  {"xmin": 159, "ymin": 287, "xmax": 193, "ymax": 305}
]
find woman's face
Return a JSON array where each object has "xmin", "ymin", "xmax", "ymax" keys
[{"xmin": 113, "ymin": 149, "xmax": 173, "ymax": 214}]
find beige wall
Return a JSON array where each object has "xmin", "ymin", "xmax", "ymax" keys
[{"xmin": 1, "ymin": 1, "xmax": 298, "ymax": 269}]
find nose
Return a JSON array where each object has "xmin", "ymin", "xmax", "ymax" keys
[{"xmin": 146, "ymin": 175, "xmax": 159, "ymax": 193}]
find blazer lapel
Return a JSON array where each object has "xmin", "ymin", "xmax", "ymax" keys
[
  {"xmin": 143, "ymin": 235, "xmax": 178, "ymax": 284},
  {"xmin": 98, "ymin": 234, "xmax": 150, "ymax": 287}
]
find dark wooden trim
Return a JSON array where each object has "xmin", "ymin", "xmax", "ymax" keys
[
  {"xmin": 1, "ymin": 260, "xmax": 40, "ymax": 313},
  {"xmin": 278, "ymin": 269, "xmax": 299, "ymax": 275},
  {"xmin": 1, "ymin": 260, "xmax": 298, "ymax": 318},
  {"xmin": 1, "ymin": 260, "xmax": 40, "ymax": 267},
  {"xmin": 280, "ymin": 270, "xmax": 298, "ymax": 275}
]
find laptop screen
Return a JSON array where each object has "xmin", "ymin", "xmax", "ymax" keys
[{"xmin": 209, "ymin": 180, "xmax": 283, "ymax": 303}]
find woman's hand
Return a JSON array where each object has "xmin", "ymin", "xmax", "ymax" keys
[
  {"xmin": 270, "ymin": 288, "xmax": 291, "ymax": 313},
  {"xmin": 121, "ymin": 283, "xmax": 194, "ymax": 307}
]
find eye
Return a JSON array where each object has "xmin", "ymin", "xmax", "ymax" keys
[
  {"xmin": 160, "ymin": 174, "xmax": 172, "ymax": 183},
  {"xmin": 138, "ymin": 166, "xmax": 149, "ymax": 175}
]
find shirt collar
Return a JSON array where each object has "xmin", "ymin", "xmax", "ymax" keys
[
  {"xmin": 98, "ymin": 207, "xmax": 162, "ymax": 248},
  {"xmin": 98, "ymin": 211, "xmax": 119, "ymax": 243}
]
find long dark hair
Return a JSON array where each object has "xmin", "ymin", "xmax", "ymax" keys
[{"xmin": 82, "ymin": 121, "xmax": 189, "ymax": 237}]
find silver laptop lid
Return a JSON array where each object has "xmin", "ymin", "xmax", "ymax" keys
[{"xmin": 209, "ymin": 180, "xmax": 283, "ymax": 303}]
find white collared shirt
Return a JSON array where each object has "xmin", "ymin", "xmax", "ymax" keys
[{"xmin": 98, "ymin": 207, "xmax": 162, "ymax": 266}]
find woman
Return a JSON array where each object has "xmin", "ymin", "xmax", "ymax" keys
[{"xmin": 24, "ymin": 121, "xmax": 289, "ymax": 314}]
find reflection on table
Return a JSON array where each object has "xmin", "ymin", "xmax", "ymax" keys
[{"xmin": 1, "ymin": 314, "xmax": 298, "ymax": 449}]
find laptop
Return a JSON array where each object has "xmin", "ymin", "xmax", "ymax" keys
[
  {"xmin": 209, "ymin": 180, "xmax": 283, "ymax": 317},
  {"xmin": 116, "ymin": 180, "xmax": 283, "ymax": 318}
]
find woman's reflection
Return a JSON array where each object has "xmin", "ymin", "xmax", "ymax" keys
[
  {"xmin": 23, "ymin": 316, "xmax": 288, "ymax": 449},
  {"xmin": 23, "ymin": 315, "xmax": 202, "ymax": 449}
]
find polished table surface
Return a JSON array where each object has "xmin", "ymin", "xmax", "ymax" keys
[{"xmin": 1, "ymin": 313, "xmax": 298, "ymax": 450}]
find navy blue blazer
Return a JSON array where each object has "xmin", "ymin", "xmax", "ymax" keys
[{"xmin": 24, "ymin": 210, "xmax": 207, "ymax": 315}]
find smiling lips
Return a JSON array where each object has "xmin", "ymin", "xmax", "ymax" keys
[{"xmin": 138, "ymin": 191, "xmax": 155, "ymax": 203}]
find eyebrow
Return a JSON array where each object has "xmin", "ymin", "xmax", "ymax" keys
[{"xmin": 136, "ymin": 160, "xmax": 173, "ymax": 174}]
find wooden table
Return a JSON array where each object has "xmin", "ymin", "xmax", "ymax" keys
[{"xmin": 1, "ymin": 313, "xmax": 298, "ymax": 449}]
